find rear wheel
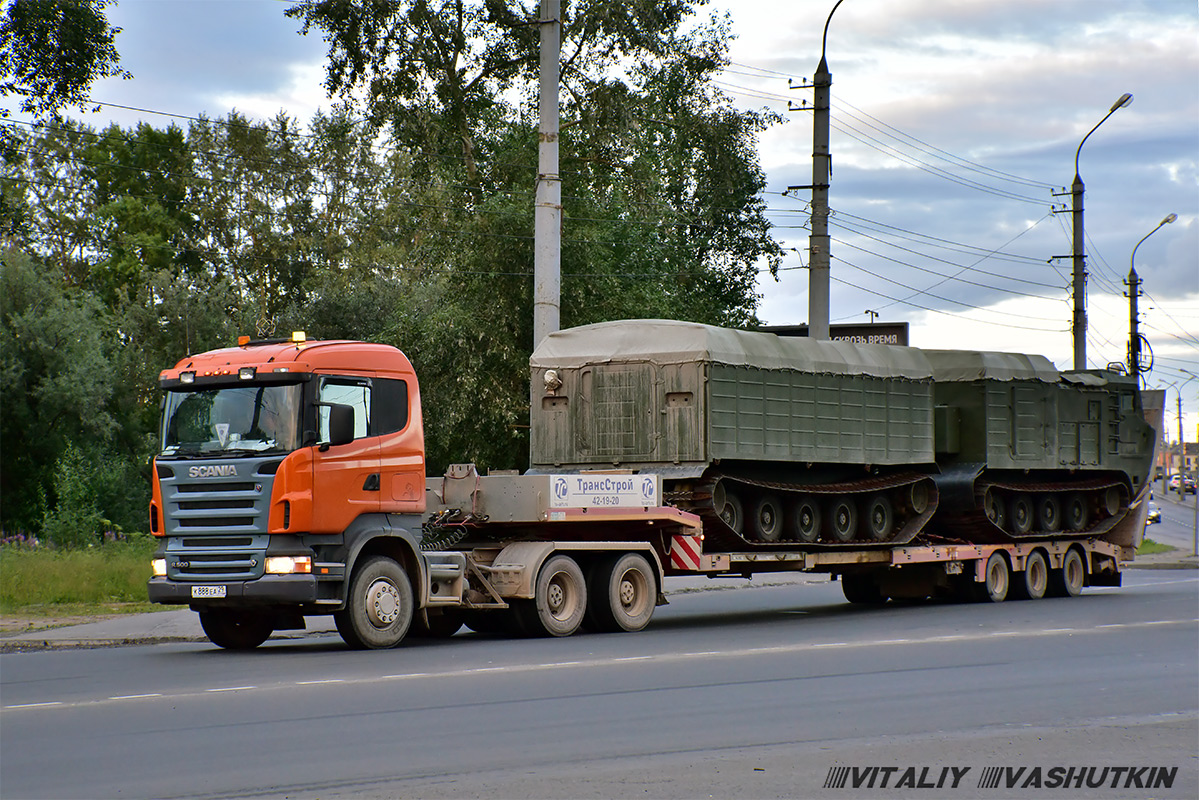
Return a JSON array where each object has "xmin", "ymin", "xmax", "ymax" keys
[
  {"xmin": 335, "ymin": 556, "xmax": 414, "ymax": 649},
  {"xmin": 752, "ymin": 495, "xmax": 784, "ymax": 542},
  {"xmin": 1012, "ymin": 550, "xmax": 1048, "ymax": 600},
  {"xmin": 976, "ymin": 552, "xmax": 1010, "ymax": 603},
  {"xmin": 198, "ymin": 609, "xmax": 273, "ymax": 650},
  {"xmin": 789, "ymin": 497, "xmax": 821, "ymax": 543},
  {"xmin": 517, "ymin": 554, "xmax": 587, "ymax": 637},
  {"xmin": 1048, "ymin": 548, "xmax": 1086, "ymax": 597},
  {"xmin": 825, "ymin": 499, "xmax": 858, "ymax": 543},
  {"xmin": 587, "ymin": 553, "xmax": 656, "ymax": 633}
]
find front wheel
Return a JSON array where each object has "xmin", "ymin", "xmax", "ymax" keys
[
  {"xmin": 199, "ymin": 609, "xmax": 273, "ymax": 650},
  {"xmin": 335, "ymin": 556, "xmax": 414, "ymax": 649}
]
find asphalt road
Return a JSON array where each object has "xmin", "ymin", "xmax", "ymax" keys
[
  {"xmin": 2, "ymin": 572, "xmax": 1196, "ymax": 800},
  {"xmin": 1148, "ymin": 487, "xmax": 1198, "ymax": 554}
]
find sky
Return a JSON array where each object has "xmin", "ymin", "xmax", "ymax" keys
[{"xmin": 8, "ymin": 0, "xmax": 1198, "ymax": 437}]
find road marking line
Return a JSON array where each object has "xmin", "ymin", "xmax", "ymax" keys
[
  {"xmin": 205, "ymin": 686, "xmax": 256, "ymax": 693},
  {"xmin": 109, "ymin": 693, "xmax": 163, "ymax": 700},
  {"xmin": 297, "ymin": 679, "xmax": 344, "ymax": 686},
  {"xmin": 5, "ymin": 702, "xmax": 62, "ymax": 709}
]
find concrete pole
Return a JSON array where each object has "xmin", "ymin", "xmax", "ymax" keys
[
  {"xmin": 808, "ymin": 0, "xmax": 846, "ymax": 341},
  {"xmin": 1071, "ymin": 173, "xmax": 1086, "ymax": 370},
  {"xmin": 1127, "ymin": 266, "xmax": 1140, "ymax": 384},
  {"xmin": 533, "ymin": 0, "xmax": 561, "ymax": 348}
]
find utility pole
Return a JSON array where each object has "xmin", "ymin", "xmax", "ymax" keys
[
  {"xmin": 1127, "ymin": 267, "xmax": 1142, "ymax": 384},
  {"xmin": 533, "ymin": 0, "xmax": 561, "ymax": 348}
]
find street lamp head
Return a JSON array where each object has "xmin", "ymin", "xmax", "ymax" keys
[
  {"xmin": 1163, "ymin": 213, "xmax": 1178, "ymax": 225},
  {"xmin": 1111, "ymin": 92, "xmax": 1133, "ymax": 112}
]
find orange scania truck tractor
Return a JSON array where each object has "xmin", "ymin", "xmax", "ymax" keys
[{"xmin": 148, "ymin": 325, "xmax": 1154, "ymax": 650}]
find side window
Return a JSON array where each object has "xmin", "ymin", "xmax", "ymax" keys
[
  {"xmin": 373, "ymin": 378, "xmax": 410, "ymax": 435},
  {"xmin": 318, "ymin": 379, "xmax": 370, "ymax": 441}
]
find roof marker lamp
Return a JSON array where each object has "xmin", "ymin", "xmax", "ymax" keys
[
  {"xmin": 238, "ymin": 367, "xmax": 256, "ymax": 380},
  {"xmin": 179, "ymin": 371, "xmax": 195, "ymax": 384}
]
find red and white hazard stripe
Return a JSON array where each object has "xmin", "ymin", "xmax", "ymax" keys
[{"xmin": 670, "ymin": 534, "xmax": 702, "ymax": 572}]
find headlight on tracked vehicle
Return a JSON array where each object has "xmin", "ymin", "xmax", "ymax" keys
[
  {"xmin": 151, "ymin": 558, "xmax": 167, "ymax": 577},
  {"xmin": 265, "ymin": 555, "xmax": 312, "ymax": 575}
]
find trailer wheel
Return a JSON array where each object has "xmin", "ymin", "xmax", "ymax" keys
[
  {"xmin": 752, "ymin": 495, "xmax": 784, "ymax": 542},
  {"xmin": 789, "ymin": 497, "xmax": 821, "ymax": 543},
  {"xmin": 718, "ymin": 492, "xmax": 744, "ymax": 535},
  {"xmin": 841, "ymin": 573, "xmax": 885, "ymax": 604},
  {"xmin": 1064, "ymin": 493, "xmax": 1089, "ymax": 531},
  {"xmin": 335, "ymin": 556, "xmax": 413, "ymax": 649},
  {"xmin": 517, "ymin": 554, "xmax": 587, "ymax": 637},
  {"xmin": 1036, "ymin": 496, "xmax": 1062, "ymax": 532},
  {"xmin": 198, "ymin": 609, "xmax": 273, "ymax": 650},
  {"xmin": 1048, "ymin": 548, "xmax": 1085, "ymax": 597},
  {"xmin": 588, "ymin": 553, "xmax": 656, "ymax": 633},
  {"xmin": 977, "ymin": 552, "xmax": 1010, "ymax": 603},
  {"xmin": 1012, "ymin": 550, "xmax": 1048, "ymax": 600},
  {"xmin": 825, "ymin": 498, "xmax": 858, "ymax": 542},
  {"xmin": 861, "ymin": 494, "xmax": 894, "ymax": 541},
  {"xmin": 1009, "ymin": 494, "xmax": 1034, "ymax": 534}
]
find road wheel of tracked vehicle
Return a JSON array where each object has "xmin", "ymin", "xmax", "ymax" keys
[
  {"xmin": 335, "ymin": 556, "xmax": 414, "ymax": 649},
  {"xmin": 1064, "ymin": 493, "xmax": 1089, "ymax": 531},
  {"xmin": 1009, "ymin": 494, "xmax": 1034, "ymax": 534},
  {"xmin": 789, "ymin": 497, "xmax": 821, "ymax": 543},
  {"xmin": 1101, "ymin": 487, "xmax": 1123, "ymax": 517},
  {"xmin": 718, "ymin": 491, "xmax": 745, "ymax": 535},
  {"xmin": 984, "ymin": 489, "xmax": 1007, "ymax": 530},
  {"xmin": 1048, "ymin": 548, "xmax": 1085, "ymax": 597},
  {"xmin": 587, "ymin": 553, "xmax": 656, "ymax": 633},
  {"xmin": 198, "ymin": 609, "xmax": 273, "ymax": 650},
  {"xmin": 516, "ymin": 554, "xmax": 587, "ymax": 637},
  {"xmin": 825, "ymin": 498, "xmax": 858, "ymax": 543},
  {"xmin": 841, "ymin": 573, "xmax": 886, "ymax": 605},
  {"xmin": 1036, "ymin": 495, "xmax": 1062, "ymax": 533},
  {"xmin": 860, "ymin": 494, "xmax": 894, "ymax": 541},
  {"xmin": 908, "ymin": 481, "xmax": 930, "ymax": 515},
  {"xmin": 752, "ymin": 495, "xmax": 784, "ymax": 542},
  {"xmin": 976, "ymin": 552, "xmax": 1010, "ymax": 603},
  {"xmin": 1012, "ymin": 550, "xmax": 1048, "ymax": 600}
]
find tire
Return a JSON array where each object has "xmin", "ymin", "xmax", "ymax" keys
[
  {"xmin": 789, "ymin": 497, "xmax": 821, "ymax": 543},
  {"xmin": 1036, "ymin": 496, "xmax": 1062, "ymax": 532},
  {"xmin": 825, "ymin": 498, "xmax": 857, "ymax": 543},
  {"xmin": 1011, "ymin": 550, "xmax": 1048, "ymax": 600},
  {"xmin": 335, "ymin": 556, "xmax": 414, "ymax": 649},
  {"xmin": 841, "ymin": 573, "xmax": 886, "ymax": 604},
  {"xmin": 908, "ymin": 481, "xmax": 931, "ymax": 516},
  {"xmin": 410, "ymin": 608, "xmax": 464, "ymax": 638},
  {"xmin": 719, "ymin": 492, "xmax": 744, "ymax": 535},
  {"xmin": 985, "ymin": 489, "xmax": 1007, "ymax": 531},
  {"xmin": 518, "ymin": 554, "xmax": 587, "ymax": 637},
  {"xmin": 587, "ymin": 553, "xmax": 656, "ymax": 633},
  {"xmin": 1048, "ymin": 548, "xmax": 1085, "ymax": 597},
  {"xmin": 752, "ymin": 495, "xmax": 784, "ymax": 542},
  {"xmin": 1064, "ymin": 492, "xmax": 1089, "ymax": 531},
  {"xmin": 1009, "ymin": 494, "xmax": 1034, "ymax": 535},
  {"xmin": 198, "ymin": 609, "xmax": 273, "ymax": 650},
  {"xmin": 976, "ymin": 551, "xmax": 1010, "ymax": 603},
  {"xmin": 860, "ymin": 494, "xmax": 894, "ymax": 541}
]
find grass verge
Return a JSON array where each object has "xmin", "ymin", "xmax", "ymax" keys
[
  {"xmin": 1, "ymin": 537, "xmax": 157, "ymax": 613},
  {"xmin": 1136, "ymin": 538, "xmax": 1173, "ymax": 556}
]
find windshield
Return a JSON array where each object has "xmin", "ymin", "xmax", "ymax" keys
[{"xmin": 161, "ymin": 384, "xmax": 303, "ymax": 456}]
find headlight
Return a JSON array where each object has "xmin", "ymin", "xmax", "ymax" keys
[
  {"xmin": 151, "ymin": 558, "xmax": 167, "ymax": 577},
  {"xmin": 265, "ymin": 555, "xmax": 312, "ymax": 575}
]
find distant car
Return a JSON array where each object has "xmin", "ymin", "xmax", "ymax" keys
[
  {"xmin": 1147, "ymin": 503, "xmax": 1161, "ymax": 524},
  {"xmin": 1169, "ymin": 474, "xmax": 1197, "ymax": 494}
]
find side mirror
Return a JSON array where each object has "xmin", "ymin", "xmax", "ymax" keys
[{"xmin": 325, "ymin": 403, "xmax": 355, "ymax": 448}]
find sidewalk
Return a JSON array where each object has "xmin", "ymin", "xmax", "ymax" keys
[{"xmin": 1, "ymin": 553, "xmax": 1193, "ymax": 653}]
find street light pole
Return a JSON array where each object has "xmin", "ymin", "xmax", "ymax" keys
[
  {"xmin": 1177, "ymin": 371, "xmax": 1196, "ymax": 502},
  {"xmin": 1128, "ymin": 213, "xmax": 1177, "ymax": 385},
  {"xmin": 1071, "ymin": 92, "xmax": 1133, "ymax": 371},
  {"xmin": 807, "ymin": 0, "xmax": 847, "ymax": 342}
]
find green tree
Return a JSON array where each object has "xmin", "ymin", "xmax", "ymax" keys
[{"xmin": 0, "ymin": 0, "xmax": 131, "ymax": 118}]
